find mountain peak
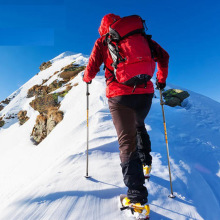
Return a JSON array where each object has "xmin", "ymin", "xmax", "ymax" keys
[{"xmin": 51, "ymin": 51, "xmax": 88, "ymax": 63}]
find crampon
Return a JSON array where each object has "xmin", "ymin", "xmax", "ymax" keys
[{"xmin": 120, "ymin": 194, "xmax": 150, "ymax": 219}]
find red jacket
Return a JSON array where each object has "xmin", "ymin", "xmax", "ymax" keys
[{"xmin": 83, "ymin": 14, "xmax": 169, "ymax": 98}]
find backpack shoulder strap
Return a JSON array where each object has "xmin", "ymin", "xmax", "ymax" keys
[{"xmin": 143, "ymin": 34, "xmax": 156, "ymax": 59}]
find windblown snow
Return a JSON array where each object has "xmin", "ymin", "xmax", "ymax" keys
[{"xmin": 0, "ymin": 52, "xmax": 220, "ymax": 220}]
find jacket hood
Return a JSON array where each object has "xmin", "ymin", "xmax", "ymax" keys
[{"xmin": 98, "ymin": 14, "xmax": 121, "ymax": 36}]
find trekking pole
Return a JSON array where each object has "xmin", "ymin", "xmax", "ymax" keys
[
  {"xmin": 85, "ymin": 83, "xmax": 91, "ymax": 178},
  {"xmin": 159, "ymin": 89, "xmax": 175, "ymax": 198}
]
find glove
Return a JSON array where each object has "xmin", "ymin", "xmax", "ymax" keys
[
  {"xmin": 82, "ymin": 74, "xmax": 92, "ymax": 84},
  {"xmin": 156, "ymin": 78, "xmax": 166, "ymax": 90}
]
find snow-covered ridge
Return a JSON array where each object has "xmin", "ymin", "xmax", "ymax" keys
[
  {"xmin": 0, "ymin": 52, "xmax": 88, "ymax": 128},
  {"xmin": 0, "ymin": 52, "xmax": 220, "ymax": 220},
  {"xmin": 51, "ymin": 52, "xmax": 89, "ymax": 63}
]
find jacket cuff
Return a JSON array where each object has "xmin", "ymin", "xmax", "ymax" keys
[
  {"xmin": 83, "ymin": 69, "xmax": 92, "ymax": 83},
  {"xmin": 156, "ymin": 66, "xmax": 168, "ymax": 83}
]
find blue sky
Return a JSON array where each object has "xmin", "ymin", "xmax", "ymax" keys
[{"xmin": 0, "ymin": 0, "xmax": 219, "ymax": 102}]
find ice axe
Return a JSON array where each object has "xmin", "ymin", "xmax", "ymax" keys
[{"xmin": 159, "ymin": 89, "xmax": 175, "ymax": 198}]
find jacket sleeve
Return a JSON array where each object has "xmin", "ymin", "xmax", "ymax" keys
[
  {"xmin": 151, "ymin": 40, "xmax": 169, "ymax": 83},
  {"xmin": 83, "ymin": 39, "xmax": 103, "ymax": 83}
]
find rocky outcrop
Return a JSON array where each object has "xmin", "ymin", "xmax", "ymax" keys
[
  {"xmin": 0, "ymin": 98, "xmax": 11, "ymax": 109},
  {"xmin": 47, "ymin": 107, "xmax": 64, "ymax": 135},
  {"xmin": 0, "ymin": 120, "xmax": 5, "ymax": 127},
  {"xmin": 53, "ymin": 71, "xmax": 59, "ymax": 76},
  {"xmin": 163, "ymin": 89, "xmax": 190, "ymax": 107},
  {"xmin": 2, "ymin": 98, "xmax": 10, "ymax": 105},
  {"xmin": 27, "ymin": 85, "xmax": 49, "ymax": 98},
  {"xmin": 31, "ymin": 107, "xmax": 63, "ymax": 144},
  {"xmin": 29, "ymin": 93, "xmax": 59, "ymax": 114},
  {"xmin": 56, "ymin": 85, "xmax": 73, "ymax": 98},
  {"xmin": 28, "ymin": 82, "xmax": 70, "ymax": 144},
  {"xmin": 17, "ymin": 111, "xmax": 29, "ymax": 125},
  {"xmin": 39, "ymin": 61, "xmax": 52, "ymax": 71},
  {"xmin": 59, "ymin": 63, "xmax": 85, "ymax": 80},
  {"xmin": 0, "ymin": 95, "xmax": 17, "ymax": 112},
  {"xmin": 27, "ymin": 79, "xmax": 68, "ymax": 99},
  {"xmin": 48, "ymin": 80, "xmax": 65, "ymax": 93},
  {"xmin": 0, "ymin": 116, "xmax": 5, "ymax": 127},
  {"xmin": 66, "ymin": 84, "xmax": 73, "ymax": 90},
  {"xmin": 29, "ymin": 84, "xmax": 64, "ymax": 144},
  {"xmin": 28, "ymin": 77, "xmax": 74, "ymax": 115},
  {"xmin": 31, "ymin": 114, "xmax": 47, "ymax": 143},
  {"xmin": 28, "ymin": 61, "xmax": 84, "ymax": 144},
  {"xmin": 41, "ymin": 79, "xmax": 49, "ymax": 85},
  {"xmin": 73, "ymin": 83, "xmax": 79, "ymax": 87}
]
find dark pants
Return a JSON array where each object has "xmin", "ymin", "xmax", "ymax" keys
[{"xmin": 108, "ymin": 93, "xmax": 153, "ymax": 203}]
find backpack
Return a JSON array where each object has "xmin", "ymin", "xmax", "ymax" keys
[{"xmin": 104, "ymin": 15, "xmax": 156, "ymax": 91}]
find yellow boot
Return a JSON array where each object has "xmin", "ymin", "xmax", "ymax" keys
[
  {"xmin": 143, "ymin": 165, "xmax": 152, "ymax": 179},
  {"xmin": 120, "ymin": 195, "xmax": 150, "ymax": 219}
]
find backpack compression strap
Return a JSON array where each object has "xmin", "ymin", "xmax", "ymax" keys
[
  {"xmin": 105, "ymin": 35, "xmax": 126, "ymax": 69},
  {"xmin": 103, "ymin": 65, "xmax": 116, "ymax": 85}
]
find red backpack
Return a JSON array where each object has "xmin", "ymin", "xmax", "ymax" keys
[{"xmin": 104, "ymin": 15, "xmax": 156, "ymax": 91}]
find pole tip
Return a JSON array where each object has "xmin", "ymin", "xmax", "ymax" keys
[
  {"xmin": 168, "ymin": 194, "xmax": 176, "ymax": 199},
  {"xmin": 84, "ymin": 175, "xmax": 91, "ymax": 179}
]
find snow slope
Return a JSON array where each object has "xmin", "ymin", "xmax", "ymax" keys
[{"xmin": 0, "ymin": 52, "xmax": 220, "ymax": 220}]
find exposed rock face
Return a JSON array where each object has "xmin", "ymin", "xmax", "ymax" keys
[
  {"xmin": 2, "ymin": 98, "xmax": 10, "ymax": 105},
  {"xmin": 17, "ymin": 110, "xmax": 29, "ymax": 125},
  {"xmin": 59, "ymin": 63, "xmax": 85, "ymax": 80},
  {"xmin": 28, "ymin": 82, "xmax": 69, "ymax": 144},
  {"xmin": 0, "ymin": 116, "xmax": 5, "ymax": 127},
  {"xmin": 0, "ymin": 98, "xmax": 11, "ymax": 107},
  {"xmin": 31, "ymin": 114, "xmax": 47, "ymax": 143},
  {"xmin": 29, "ymin": 94, "xmax": 59, "ymax": 114},
  {"xmin": 66, "ymin": 84, "xmax": 73, "ymax": 90},
  {"xmin": 47, "ymin": 107, "xmax": 64, "ymax": 135},
  {"xmin": 31, "ymin": 107, "xmax": 63, "ymax": 144},
  {"xmin": 73, "ymin": 83, "xmax": 78, "ymax": 87},
  {"xmin": 29, "ymin": 61, "xmax": 85, "ymax": 144},
  {"xmin": 39, "ymin": 61, "xmax": 52, "ymax": 71},
  {"xmin": 63, "ymin": 83, "xmax": 74, "ymax": 90},
  {"xmin": 48, "ymin": 80, "xmax": 65, "ymax": 93},
  {"xmin": 27, "ymin": 79, "xmax": 69, "ymax": 99},
  {"xmin": 53, "ymin": 71, "xmax": 59, "ymax": 76},
  {"xmin": 0, "ymin": 95, "xmax": 17, "ymax": 112},
  {"xmin": 0, "ymin": 120, "xmax": 5, "ymax": 127},
  {"xmin": 41, "ymin": 79, "xmax": 49, "ymax": 85},
  {"xmin": 56, "ymin": 85, "xmax": 73, "ymax": 98},
  {"xmin": 27, "ymin": 85, "xmax": 49, "ymax": 98},
  {"xmin": 163, "ymin": 89, "xmax": 190, "ymax": 107}
]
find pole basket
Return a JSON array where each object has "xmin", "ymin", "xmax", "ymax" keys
[
  {"xmin": 168, "ymin": 194, "xmax": 176, "ymax": 199},
  {"xmin": 84, "ymin": 175, "xmax": 91, "ymax": 179}
]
